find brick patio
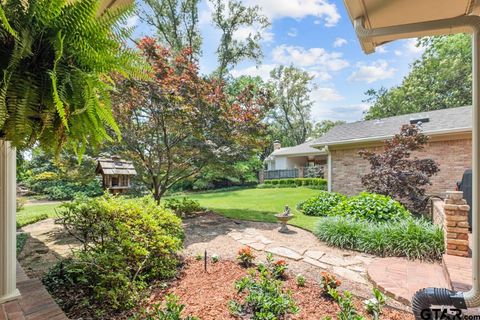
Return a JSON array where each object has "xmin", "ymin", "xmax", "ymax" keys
[{"xmin": 0, "ymin": 263, "xmax": 67, "ymax": 320}]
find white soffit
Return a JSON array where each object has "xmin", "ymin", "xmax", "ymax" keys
[{"xmin": 343, "ymin": 0, "xmax": 477, "ymax": 53}]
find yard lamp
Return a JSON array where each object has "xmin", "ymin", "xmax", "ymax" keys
[{"xmin": 342, "ymin": 0, "xmax": 480, "ymax": 317}]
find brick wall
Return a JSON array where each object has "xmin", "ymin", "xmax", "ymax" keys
[
  {"xmin": 331, "ymin": 136, "xmax": 471, "ymax": 197},
  {"xmin": 431, "ymin": 191, "xmax": 470, "ymax": 257}
]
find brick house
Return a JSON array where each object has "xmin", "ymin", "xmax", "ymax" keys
[{"xmin": 264, "ymin": 106, "xmax": 472, "ymax": 197}]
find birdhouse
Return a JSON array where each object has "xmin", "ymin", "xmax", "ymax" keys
[{"xmin": 95, "ymin": 156, "xmax": 137, "ymax": 194}]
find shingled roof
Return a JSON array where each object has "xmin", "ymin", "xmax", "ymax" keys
[
  {"xmin": 268, "ymin": 106, "xmax": 472, "ymax": 157},
  {"xmin": 312, "ymin": 106, "xmax": 472, "ymax": 147},
  {"xmin": 96, "ymin": 156, "xmax": 137, "ymax": 176}
]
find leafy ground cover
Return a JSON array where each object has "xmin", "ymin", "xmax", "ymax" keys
[
  {"xmin": 169, "ymin": 187, "xmax": 322, "ymax": 231},
  {"xmin": 16, "ymin": 203, "xmax": 62, "ymax": 228}
]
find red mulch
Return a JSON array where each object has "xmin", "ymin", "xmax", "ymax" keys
[{"xmin": 144, "ymin": 259, "xmax": 414, "ymax": 320}]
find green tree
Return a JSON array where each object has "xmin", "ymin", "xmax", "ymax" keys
[
  {"xmin": 211, "ymin": 0, "xmax": 270, "ymax": 79},
  {"xmin": 268, "ymin": 65, "xmax": 315, "ymax": 146},
  {"xmin": 364, "ymin": 34, "xmax": 471, "ymax": 120},
  {"xmin": 311, "ymin": 120, "xmax": 345, "ymax": 139},
  {"xmin": 112, "ymin": 39, "xmax": 269, "ymax": 202},
  {"xmin": 140, "ymin": 0, "xmax": 202, "ymax": 57},
  {"xmin": 0, "ymin": 0, "xmax": 144, "ymax": 153}
]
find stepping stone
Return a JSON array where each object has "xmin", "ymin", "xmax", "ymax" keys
[
  {"xmin": 333, "ymin": 266, "xmax": 368, "ymax": 285},
  {"xmin": 303, "ymin": 257, "xmax": 329, "ymax": 269},
  {"xmin": 248, "ymin": 242, "xmax": 266, "ymax": 251},
  {"xmin": 244, "ymin": 228, "xmax": 258, "ymax": 235},
  {"xmin": 257, "ymin": 236, "xmax": 273, "ymax": 245},
  {"xmin": 347, "ymin": 265, "xmax": 366, "ymax": 273},
  {"xmin": 304, "ymin": 250, "xmax": 325, "ymax": 260},
  {"xmin": 228, "ymin": 232, "xmax": 243, "ymax": 241},
  {"xmin": 266, "ymin": 247, "xmax": 303, "ymax": 261},
  {"xmin": 320, "ymin": 255, "xmax": 359, "ymax": 267},
  {"xmin": 239, "ymin": 238, "xmax": 256, "ymax": 245}
]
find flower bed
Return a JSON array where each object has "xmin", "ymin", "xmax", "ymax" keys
[{"xmin": 123, "ymin": 259, "xmax": 413, "ymax": 320}]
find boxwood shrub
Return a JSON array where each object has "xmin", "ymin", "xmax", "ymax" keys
[
  {"xmin": 314, "ymin": 216, "xmax": 444, "ymax": 261},
  {"xmin": 262, "ymin": 178, "xmax": 327, "ymax": 189},
  {"xmin": 331, "ymin": 192, "xmax": 410, "ymax": 222},
  {"xmin": 43, "ymin": 195, "xmax": 184, "ymax": 317},
  {"xmin": 300, "ymin": 191, "xmax": 346, "ymax": 216}
]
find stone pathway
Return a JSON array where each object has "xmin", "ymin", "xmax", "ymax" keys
[
  {"xmin": 183, "ymin": 213, "xmax": 375, "ymax": 294},
  {"xmin": 226, "ymin": 227, "xmax": 372, "ymax": 285},
  {"xmin": 367, "ymin": 257, "xmax": 449, "ymax": 306}
]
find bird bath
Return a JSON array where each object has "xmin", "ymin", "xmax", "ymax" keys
[{"xmin": 275, "ymin": 205, "xmax": 293, "ymax": 233}]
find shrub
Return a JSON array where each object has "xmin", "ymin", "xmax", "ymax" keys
[
  {"xmin": 132, "ymin": 294, "xmax": 198, "ymax": 320},
  {"xmin": 257, "ymin": 253, "xmax": 288, "ymax": 280},
  {"xmin": 16, "ymin": 197, "xmax": 27, "ymax": 211},
  {"xmin": 44, "ymin": 194, "xmax": 184, "ymax": 316},
  {"xmin": 16, "ymin": 233, "xmax": 28, "ymax": 255},
  {"xmin": 331, "ymin": 192, "xmax": 410, "ymax": 222},
  {"xmin": 328, "ymin": 287, "xmax": 364, "ymax": 320},
  {"xmin": 229, "ymin": 266, "xmax": 298, "ymax": 319},
  {"xmin": 163, "ymin": 197, "xmax": 202, "ymax": 217},
  {"xmin": 320, "ymin": 271, "xmax": 341, "ymax": 295},
  {"xmin": 260, "ymin": 178, "xmax": 327, "ymax": 190},
  {"xmin": 237, "ymin": 247, "xmax": 256, "ymax": 267},
  {"xmin": 301, "ymin": 191, "xmax": 346, "ymax": 216},
  {"xmin": 296, "ymin": 274, "xmax": 306, "ymax": 287},
  {"xmin": 359, "ymin": 124, "xmax": 440, "ymax": 213},
  {"xmin": 364, "ymin": 288, "xmax": 386, "ymax": 320},
  {"xmin": 314, "ymin": 216, "xmax": 444, "ymax": 261},
  {"xmin": 211, "ymin": 254, "xmax": 220, "ymax": 263}
]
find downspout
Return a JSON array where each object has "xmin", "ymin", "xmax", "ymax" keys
[
  {"xmin": 325, "ymin": 146, "xmax": 332, "ymax": 192},
  {"xmin": 354, "ymin": 15, "xmax": 480, "ymax": 318}
]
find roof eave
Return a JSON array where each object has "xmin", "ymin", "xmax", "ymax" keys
[{"xmin": 311, "ymin": 127, "xmax": 472, "ymax": 148}]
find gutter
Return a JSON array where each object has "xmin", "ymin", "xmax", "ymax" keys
[
  {"xmin": 353, "ymin": 15, "xmax": 480, "ymax": 318},
  {"xmin": 310, "ymin": 127, "xmax": 472, "ymax": 148}
]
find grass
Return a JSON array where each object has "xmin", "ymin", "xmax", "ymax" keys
[
  {"xmin": 169, "ymin": 187, "xmax": 322, "ymax": 231},
  {"xmin": 16, "ymin": 203, "xmax": 62, "ymax": 228}
]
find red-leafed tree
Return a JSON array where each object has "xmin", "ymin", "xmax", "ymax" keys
[
  {"xmin": 112, "ymin": 37, "xmax": 271, "ymax": 202},
  {"xmin": 359, "ymin": 124, "xmax": 440, "ymax": 212}
]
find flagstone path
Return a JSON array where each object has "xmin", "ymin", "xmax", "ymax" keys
[{"xmin": 183, "ymin": 213, "xmax": 375, "ymax": 291}]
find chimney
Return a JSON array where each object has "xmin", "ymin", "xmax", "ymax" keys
[{"xmin": 273, "ymin": 140, "xmax": 281, "ymax": 151}]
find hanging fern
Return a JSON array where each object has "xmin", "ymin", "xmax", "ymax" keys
[{"xmin": 0, "ymin": 0, "xmax": 145, "ymax": 154}]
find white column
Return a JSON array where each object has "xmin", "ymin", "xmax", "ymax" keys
[{"xmin": 0, "ymin": 140, "xmax": 20, "ymax": 303}]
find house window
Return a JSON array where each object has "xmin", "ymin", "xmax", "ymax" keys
[{"xmin": 111, "ymin": 176, "xmax": 119, "ymax": 187}]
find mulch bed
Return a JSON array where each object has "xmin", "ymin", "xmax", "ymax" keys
[{"xmin": 141, "ymin": 259, "xmax": 414, "ymax": 320}]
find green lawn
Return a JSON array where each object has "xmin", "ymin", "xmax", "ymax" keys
[
  {"xmin": 16, "ymin": 203, "xmax": 62, "ymax": 228},
  {"xmin": 172, "ymin": 187, "xmax": 322, "ymax": 231}
]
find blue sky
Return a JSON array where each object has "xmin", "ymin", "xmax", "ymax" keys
[{"xmin": 127, "ymin": 0, "xmax": 425, "ymax": 123}]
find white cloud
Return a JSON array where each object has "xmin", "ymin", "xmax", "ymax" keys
[
  {"xmin": 312, "ymin": 87, "xmax": 344, "ymax": 102},
  {"xmin": 311, "ymin": 102, "xmax": 370, "ymax": 122},
  {"xmin": 272, "ymin": 45, "xmax": 349, "ymax": 71},
  {"xmin": 244, "ymin": 0, "xmax": 340, "ymax": 26},
  {"xmin": 231, "ymin": 64, "xmax": 277, "ymax": 80},
  {"xmin": 233, "ymin": 25, "xmax": 274, "ymax": 43},
  {"xmin": 348, "ymin": 60, "xmax": 397, "ymax": 84},
  {"xmin": 125, "ymin": 15, "xmax": 139, "ymax": 29},
  {"xmin": 333, "ymin": 38, "xmax": 347, "ymax": 48},
  {"xmin": 394, "ymin": 50, "xmax": 402, "ymax": 56},
  {"xmin": 376, "ymin": 45, "xmax": 387, "ymax": 54},
  {"xmin": 404, "ymin": 38, "xmax": 424, "ymax": 54},
  {"xmin": 287, "ymin": 28, "xmax": 298, "ymax": 37}
]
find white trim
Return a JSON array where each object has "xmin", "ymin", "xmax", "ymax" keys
[
  {"xmin": 311, "ymin": 127, "xmax": 472, "ymax": 148},
  {"xmin": 0, "ymin": 140, "xmax": 20, "ymax": 303}
]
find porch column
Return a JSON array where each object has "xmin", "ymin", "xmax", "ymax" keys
[
  {"xmin": 0, "ymin": 140, "xmax": 20, "ymax": 303},
  {"xmin": 326, "ymin": 147, "xmax": 332, "ymax": 192}
]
